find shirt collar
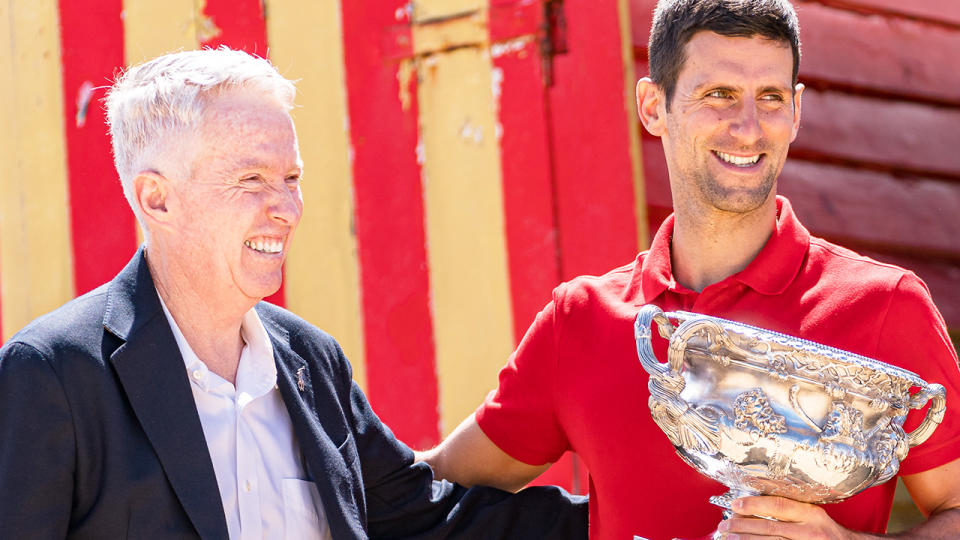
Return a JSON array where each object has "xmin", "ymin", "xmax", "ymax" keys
[
  {"xmin": 156, "ymin": 293, "xmax": 277, "ymax": 397},
  {"xmin": 634, "ymin": 195, "xmax": 810, "ymax": 302}
]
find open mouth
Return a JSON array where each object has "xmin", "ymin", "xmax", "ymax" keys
[
  {"xmin": 244, "ymin": 237, "xmax": 284, "ymax": 254},
  {"xmin": 714, "ymin": 151, "xmax": 763, "ymax": 168}
]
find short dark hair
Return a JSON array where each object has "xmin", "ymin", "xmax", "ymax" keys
[{"xmin": 648, "ymin": 0, "xmax": 801, "ymax": 109}]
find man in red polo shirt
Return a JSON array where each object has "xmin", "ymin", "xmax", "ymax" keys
[{"xmin": 418, "ymin": 0, "xmax": 960, "ymax": 538}]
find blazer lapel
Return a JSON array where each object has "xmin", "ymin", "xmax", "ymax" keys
[
  {"xmin": 104, "ymin": 249, "xmax": 229, "ymax": 540},
  {"xmin": 265, "ymin": 320, "xmax": 364, "ymax": 539}
]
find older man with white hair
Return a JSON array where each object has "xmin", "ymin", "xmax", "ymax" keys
[{"xmin": 0, "ymin": 48, "xmax": 587, "ymax": 539}]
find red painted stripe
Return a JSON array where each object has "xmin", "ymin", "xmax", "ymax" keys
[
  {"xmin": 200, "ymin": 0, "xmax": 285, "ymax": 307},
  {"xmin": 492, "ymin": 37, "xmax": 561, "ymax": 346},
  {"xmin": 490, "ymin": 0, "xmax": 541, "ymax": 42},
  {"xmin": 198, "ymin": 0, "xmax": 269, "ymax": 55},
  {"xmin": 341, "ymin": 0, "xmax": 440, "ymax": 449},
  {"xmin": 548, "ymin": 0, "xmax": 640, "ymax": 279},
  {"xmin": 491, "ymin": 11, "xmax": 590, "ymax": 496},
  {"xmin": 57, "ymin": 0, "xmax": 137, "ymax": 295}
]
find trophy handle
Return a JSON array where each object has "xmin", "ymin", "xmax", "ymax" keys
[
  {"xmin": 634, "ymin": 305, "xmax": 681, "ymax": 377},
  {"xmin": 906, "ymin": 383, "xmax": 947, "ymax": 448}
]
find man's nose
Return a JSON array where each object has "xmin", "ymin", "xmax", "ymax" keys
[
  {"xmin": 730, "ymin": 100, "xmax": 762, "ymax": 145},
  {"xmin": 267, "ymin": 184, "xmax": 302, "ymax": 225}
]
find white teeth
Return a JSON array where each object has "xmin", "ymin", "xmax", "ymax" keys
[
  {"xmin": 245, "ymin": 239, "xmax": 283, "ymax": 254},
  {"xmin": 716, "ymin": 151, "xmax": 760, "ymax": 166}
]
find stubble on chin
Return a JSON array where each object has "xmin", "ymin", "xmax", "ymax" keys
[{"xmin": 694, "ymin": 166, "xmax": 778, "ymax": 214}]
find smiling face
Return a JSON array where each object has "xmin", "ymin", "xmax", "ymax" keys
[
  {"xmin": 165, "ymin": 91, "xmax": 303, "ymax": 305},
  {"xmin": 654, "ymin": 31, "xmax": 802, "ymax": 215}
]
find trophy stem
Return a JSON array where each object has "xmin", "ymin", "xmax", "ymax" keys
[{"xmin": 709, "ymin": 490, "xmax": 752, "ymax": 519}]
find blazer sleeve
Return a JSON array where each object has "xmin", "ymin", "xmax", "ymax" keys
[
  {"xmin": 0, "ymin": 341, "xmax": 75, "ymax": 538},
  {"xmin": 336, "ymin": 352, "xmax": 588, "ymax": 539}
]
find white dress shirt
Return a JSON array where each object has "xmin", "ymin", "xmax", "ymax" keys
[{"xmin": 158, "ymin": 296, "xmax": 330, "ymax": 539}]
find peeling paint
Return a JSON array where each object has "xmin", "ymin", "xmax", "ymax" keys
[
  {"xmin": 195, "ymin": 1, "xmax": 222, "ymax": 43},
  {"xmin": 416, "ymin": 137, "xmax": 426, "ymax": 165},
  {"xmin": 490, "ymin": 66, "xmax": 503, "ymax": 103},
  {"xmin": 459, "ymin": 120, "xmax": 483, "ymax": 144},
  {"xmin": 490, "ymin": 35, "xmax": 533, "ymax": 59},
  {"xmin": 75, "ymin": 81, "xmax": 94, "ymax": 128},
  {"xmin": 395, "ymin": 2, "xmax": 412, "ymax": 22},
  {"xmin": 397, "ymin": 58, "xmax": 414, "ymax": 112},
  {"xmin": 491, "ymin": 67, "xmax": 504, "ymax": 142}
]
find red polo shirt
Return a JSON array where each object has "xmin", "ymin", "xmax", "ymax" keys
[{"xmin": 476, "ymin": 197, "xmax": 960, "ymax": 540}]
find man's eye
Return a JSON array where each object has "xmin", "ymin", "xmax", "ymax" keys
[
  {"xmin": 706, "ymin": 89, "xmax": 732, "ymax": 99},
  {"xmin": 285, "ymin": 175, "xmax": 301, "ymax": 185},
  {"xmin": 760, "ymin": 93, "xmax": 785, "ymax": 102},
  {"xmin": 241, "ymin": 175, "xmax": 262, "ymax": 184}
]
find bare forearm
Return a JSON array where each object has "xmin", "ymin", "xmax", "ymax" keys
[
  {"xmin": 416, "ymin": 414, "xmax": 549, "ymax": 491},
  {"xmin": 886, "ymin": 507, "xmax": 960, "ymax": 540}
]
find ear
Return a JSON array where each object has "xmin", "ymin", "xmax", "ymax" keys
[
  {"xmin": 790, "ymin": 82, "xmax": 804, "ymax": 142},
  {"xmin": 636, "ymin": 77, "xmax": 666, "ymax": 137},
  {"xmin": 133, "ymin": 171, "xmax": 173, "ymax": 228}
]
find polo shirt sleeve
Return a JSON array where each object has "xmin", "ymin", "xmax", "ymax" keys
[
  {"xmin": 475, "ymin": 289, "xmax": 569, "ymax": 466},
  {"xmin": 877, "ymin": 273, "xmax": 960, "ymax": 475}
]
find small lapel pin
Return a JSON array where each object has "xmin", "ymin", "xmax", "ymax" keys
[{"xmin": 296, "ymin": 367, "xmax": 307, "ymax": 392}]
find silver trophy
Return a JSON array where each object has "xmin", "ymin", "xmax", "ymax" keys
[{"xmin": 634, "ymin": 304, "xmax": 946, "ymax": 511}]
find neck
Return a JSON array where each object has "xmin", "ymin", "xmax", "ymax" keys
[
  {"xmin": 670, "ymin": 196, "xmax": 777, "ymax": 292},
  {"xmin": 145, "ymin": 245, "xmax": 250, "ymax": 384}
]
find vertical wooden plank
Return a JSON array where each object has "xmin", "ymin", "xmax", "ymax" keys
[
  {"xmin": 416, "ymin": 42, "xmax": 516, "ymax": 434},
  {"xmin": 491, "ymin": 34, "xmax": 559, "ymax": 366},
  {"xmin": 549, "ymin": 0, "xmax": 643, "ymax": 279},
  {"xmin": 197, "ymin": 0, "xmax": 268, "ymax": 55},
  {"xmin": 58, "ymin": 0, "xmax": 135, "ymax": 297},
  {"xmin": 491, "ymin": 15, "xmax": 584, "ymax": 494},
  {"xmin": 266, "ymin": 0, "xmax": 368, "ymax": 388},
  {"xmin": 122, "ymin": 0, "xmax": 197, "ymax": 65},
  {"xmin": 0, "ymin": 0, "xmax": 74, "ymax": 340},
  {"xmin": 341, "ymin": 0, "xmax": 440, "ymax": 448},
  {"xmin": 619, "ymin": 0, "xmax": 648, "ymax": 249}
]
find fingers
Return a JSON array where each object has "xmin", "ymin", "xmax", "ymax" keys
[
  {"xmin": 716, "ymin": 513, "xmax": 805, "ymax": 539},
  {"xmin": 715, "ymin": 497, "xmax": 847, "ymax": 540},
  {"xmin": 731, "ymin": 496, "xmax": 818, "ymax": 522}
]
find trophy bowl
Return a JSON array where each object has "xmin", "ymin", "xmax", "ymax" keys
[{"xmin": 634, "ymin": 304, "xmax": 946, "ymax": 510}]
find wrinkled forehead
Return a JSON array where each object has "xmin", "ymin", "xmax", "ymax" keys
[
  {"xmin": 677, "ymin": 31, "xmax": 794, "ymax": 89},
  {"xmin": 188, "ymin": 93, "xmax": 302, "ymax": 173}
]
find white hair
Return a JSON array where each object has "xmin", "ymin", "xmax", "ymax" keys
[{"xmin": 105, "ymin": 48, "xmax": 296, "ymax": 224}]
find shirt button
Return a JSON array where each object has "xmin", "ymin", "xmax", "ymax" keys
[
  {"xmin": 192, "ymin": 369, "xmax": 203, "ymax": 381},
  {"xmin": 244, "ymin": 480, "xmax": 252, "ymax": 493}
]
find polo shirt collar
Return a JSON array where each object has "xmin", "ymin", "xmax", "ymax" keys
[{"xmin": 634, "ymin": 195, "xmax": 810, "ymax": 301}]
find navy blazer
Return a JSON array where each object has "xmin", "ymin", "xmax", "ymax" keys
[{"xmin": 0, "ymin": 249, "xmax": 587, "ymax": 539}]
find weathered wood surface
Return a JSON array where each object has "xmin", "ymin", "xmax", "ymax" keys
[
  {"xmin": 550, "ymin": 0, "xmax": 645, "ymax": 280},
  {"xmin": 793, "ymin": 89, "xmax": 960, "ymax": 179},
  {"xmin": 796, "ymin": 1, "xmax": 960, "ymax": 104},
  {"xmin": 779, "ymin": 160, "xmax": 960, "ymax": 260},
  {"xmin": 804, "ymin": 0, "xmax": 960, "ymax": 28}
]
